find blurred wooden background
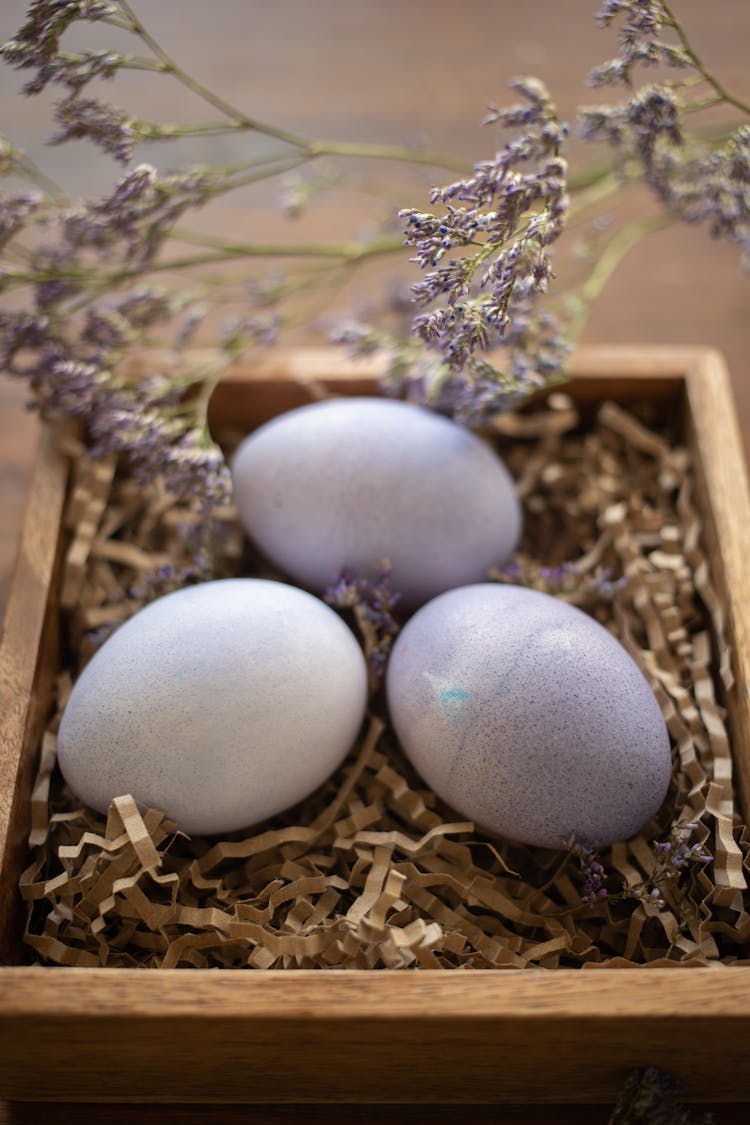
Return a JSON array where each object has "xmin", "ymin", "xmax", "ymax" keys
[
  {"xmin": 1, "ymin": 4, "xmax": 750, "ymax": 1117},
  {"xmin": 2, "ymin": 0, "xmax": 750, "ymax": 619}
]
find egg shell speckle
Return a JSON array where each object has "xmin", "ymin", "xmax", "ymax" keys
[
  {"xmin": 230, "ymin": 396, "xmax": 521, "ymax": 607},
  {"xmin": 386, "ymin": 583, "xmax": 672, "ymax": 848},
  {"xmin": 57, "ymin": 578, "xmax": 369, "ymax": 836}
]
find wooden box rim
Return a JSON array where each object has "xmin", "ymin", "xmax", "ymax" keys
[{"xmin": 1, "ymin": 343, "xmax": 749, "ymax": 1105}]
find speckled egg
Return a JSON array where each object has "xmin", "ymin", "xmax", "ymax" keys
[
  {"xmin": 230, "ymin": 396, "xmax": 521, "ymax": 607},
  {"xmin": 386, "ymin": 583, "xmax": 672, "ymax": 848},
  {"xmin": 57, "ymin": 578, "xmax": 369, "ymax": 836}
]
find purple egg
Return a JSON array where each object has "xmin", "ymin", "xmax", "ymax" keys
[
  {"xmin": 231, "ymin": 397, "xmax": 521, "ymax": 607},
  {"xmin": 386, "ymin": 583, "xmax": 672, "ymax": 848},
  {"xmin": 58, "ymin": 579, "xmax": 369, "ymax": 836}
]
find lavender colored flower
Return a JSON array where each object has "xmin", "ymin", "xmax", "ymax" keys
[
  {"xmin": 128, "ymin": 554, "xmax": 217, "ymax": 607},
  {"xmin": 52, "ymin": 96, "xmax": 137, "ymax": 163},
  {"xmin": 220, "ymin": 310, "xmax": 281, "ymax": 355},
  {"xmin": 87, "ymin": 393, "xmax": 232, "ymax": 508},
  {"xmin": 650, "ymin": 822, "xmax": 711, "ymax": 877},
  {"xmin": 579, "ymin": 85, "xmax": 682, "ymax": 182},
  {"xmin": 566, "ymin": 838, "xmax": 609, "ymax": 903},
  {"xmin": 56, "ymin": 164, "xmax": 218, "ymax": 268},
  {"xmin": 624, "ymin": 823, "xmax": 710, "ymax": 906},
  {"xmin": 0, "ymin": 311, "xmax": 53, "ymax": 373},
  {"xmin": 330, "ymin": 320, "xmax": 388, "ymax": 358},
  {"xmin": 46, "ymin": 48, "xmax": 123, "ymax": 93},
  {"xmin": 80, "ymin": 307, "xmax": 131, "ymax": 351},
  {"xmin": 325, "ymin": 561, "xmax": 401, "ymax": 679},
  {"xmin": 115, "ymin": 287, "xmax": 174, "ymax": 327},
  {"xmin": 38, "ymin": 357, "xmax": 106, "ymax": 415},
  {"xmin": 63, "ymin": 164, "xmax": 155, "ymax": 252},
  {"xmin": 654, "ymin": 127, "xmax": 750, "ymax": 258},
  {"xmin": 494, "ymin": 558, "xmax": 627, "ymax": 603},
  {"xmin": 581, "ymin": 93, "xmax": 750, "ymax": 257},
  {"xmin": 566, "ymin": 821, "xmax": 711, "ymax": 910},
  {"xmin": 0, "ymin": 287, "xmax": 233, "ymax": 507},
  {"xmin": 0, "ymin": 191, "xmax": 41, "ymax": 249},
  {"xmin": 388, "ymin": 77, "xmax": 570, "ymax": 421},
  {"xmin": 587, "ymin": 2, "xmax": 690, "ymax": 87},
  {"xmin": 0, "ymin": 1, "xmax": 117, "ymax": 95},
  {"xmin": 581, "ymin": 2, "xmax": 750, "ymax": 262}
]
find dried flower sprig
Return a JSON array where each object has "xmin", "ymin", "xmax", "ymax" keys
[
  {"xmin": 568, "ymin": 838, "xmax": 609, "ymax": 902},
  {"xmin": 2, "ymin": 1, "xmax": 750, "ymax": 501},
  {"xmin": 324, "ymin": 561, "xmax": 402, "ymax": 685},
  {"xmin": 580, "ymin": 0, "xmax": 750, "ymax": 261},
  {"xmin": 340, "ymin": 77, "xmax": 572, "ymax": 424},
  {"xmin": 567, "ymin": 821, "xmax": 711, "ymax": 907},
  {"xmin": 493, "ymin": 558, "xmax": 627, "ymax": 605},
  {"xmin": 0, "ymin": 1, "xmax": 471, "ymax": 505}
]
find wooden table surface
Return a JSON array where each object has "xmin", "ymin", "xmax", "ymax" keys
[{"xmin": 1, "ymin": 1, "xmax": 749, "ymax": 1120}]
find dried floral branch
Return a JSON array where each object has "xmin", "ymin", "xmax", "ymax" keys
[
  {"xmin": 1, "ymin": 0, "xmax": 749, "ymax": 505},
  {"xmin": 566, "ymin": 821, "xmax": 711, "ymax": 908},
  {"xmin": 580, "ymin": 1, "xmax": 750, "ymax": 260},
  {"xmin": 324, "ymin": 562, "xmax": 402, "ymax": 687},
  {"xmin": 335, "ymin": 78, "xmax": 575, "ymax": 424}
]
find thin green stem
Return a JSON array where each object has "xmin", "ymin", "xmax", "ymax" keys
[
  {"xmin": 54, "ymin": 49, "xmax": 164, "ymax": 73},
  {"xmin": 567, "ymin": 161, "xmax": 618, "ymax": 194},
  {"xmin": 101, "ymin": 12, "xmax": 138, "ymax": 33},
  {"xmin": 566, "ymin": 211, "xmax": 672, "ymax": 342},
  {"xmin": 192, "ymin": 363, "xmax": 228, "ymax": 437},
  {"xmin": 116, "ymin": 2, "xmax": 469, "ymax": 172},
  {"xmin": 661, "ymin": 1, "xmax": 750, "ymax": 116},
  {"xmin": 3, "ymin": 142, "xmax": 65, "ymax": 199},
  {"xmin": 138, "ymin": 120, "xmax": 261, "ymax": 140},
  {"xmin": 681, "ymin": 95, "xmax": 725, "ymax": 113},
  {"xmin": 168, "ymin": 228, "xmax": 403, "ymax": 262},
  {"xmin": 209, "ymin": 156, "xmax": 311, "ymax": 194},
  {"xmin": 2, "ymin": 230, "xmax": 406, "ymax": 310},
  {"xmin": 309, "ymin": 140, "xmax": 470, "ymax": 174},
  {"xmin": 122, "ymin": 234, "xmax": 403, "ymax": 279},
  {"xmin": 567, "ymin": 169, "xmax": 622, "ymax": 222},
  {"xmin": 117, "ymin": 0, "xmax": 317, "ymax": 148}
]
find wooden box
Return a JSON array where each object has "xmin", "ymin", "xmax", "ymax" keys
[{"xmin": 1, "ymin": 345, "xmax": 749, "ymax": 1109}]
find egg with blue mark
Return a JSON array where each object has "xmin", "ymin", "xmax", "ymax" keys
[
  {"xmin": 57, "ymin": 578, "xmax": 369, "ymax": 836},
  {"xmin": 386, "ymin": 583, "xmax": 672, "ymax": 848},
  {"xmin": 230, "ymin": 396, "xmax": 521, "ymax": 607}
]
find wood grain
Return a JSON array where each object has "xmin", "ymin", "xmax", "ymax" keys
[
  {"xmin": 0, "ymin": 428, "xmax": 68, "ymax": 963},
  {"xmin": 682, "ymin": 350, "xmax": 750, "ymax": 823},
  {"xmin": 1, "ymin": 967, "xmax": 750, "ymax": 1104}
]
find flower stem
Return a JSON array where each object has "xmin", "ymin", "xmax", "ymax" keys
[
  {"xmin": 2, "ymin": 141, "xmax": 65, "ymax": 199},
  {"xmin": 567, "ymin": 169, "xmax": 622, "ymax": 222},
  {"xmin": 661, "ymin": 0, "xmax": 750, "ymax": 117},
  {"xmin": 567, "ymin": 211, "xmax": 672, "ymax": 341},
  {"xmin": 116, "ymin": 1, "xmax": 470, "ymax": 173},
  {"xmin": 168, "ymin": 229, "xmax": 404, "ymax": 262},
  {"xmin": 308, "ymin": 139, "xmax": 469, "ymax": 174},
  {"xmin": 116, "ymin": 0, "xmax": 311, "ymax": 148}
]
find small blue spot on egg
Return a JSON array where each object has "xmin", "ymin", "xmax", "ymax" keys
[{"xmin": 439, "ymin": 686, "xmax": 472, "ymax": 726}]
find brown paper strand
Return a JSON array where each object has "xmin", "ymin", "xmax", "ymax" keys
[{"xmin": 20, "ymin": 397, "xmax": 750, "ymax": 969}]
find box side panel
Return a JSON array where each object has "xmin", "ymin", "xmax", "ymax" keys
[
  {"xmin": 683, "ymin": 352, "xmax": 750, "ymax": 821},
  {"xmin": 2, "ymin": 966, "xmax": 750, "ymax": 1103},
  {"xmin": 0, "ymin": 428, "xmax": 68, "ymax": 963},
  {"xmin": 208, "ymin": 345, "xmax": 688, "ymax": 435}
]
